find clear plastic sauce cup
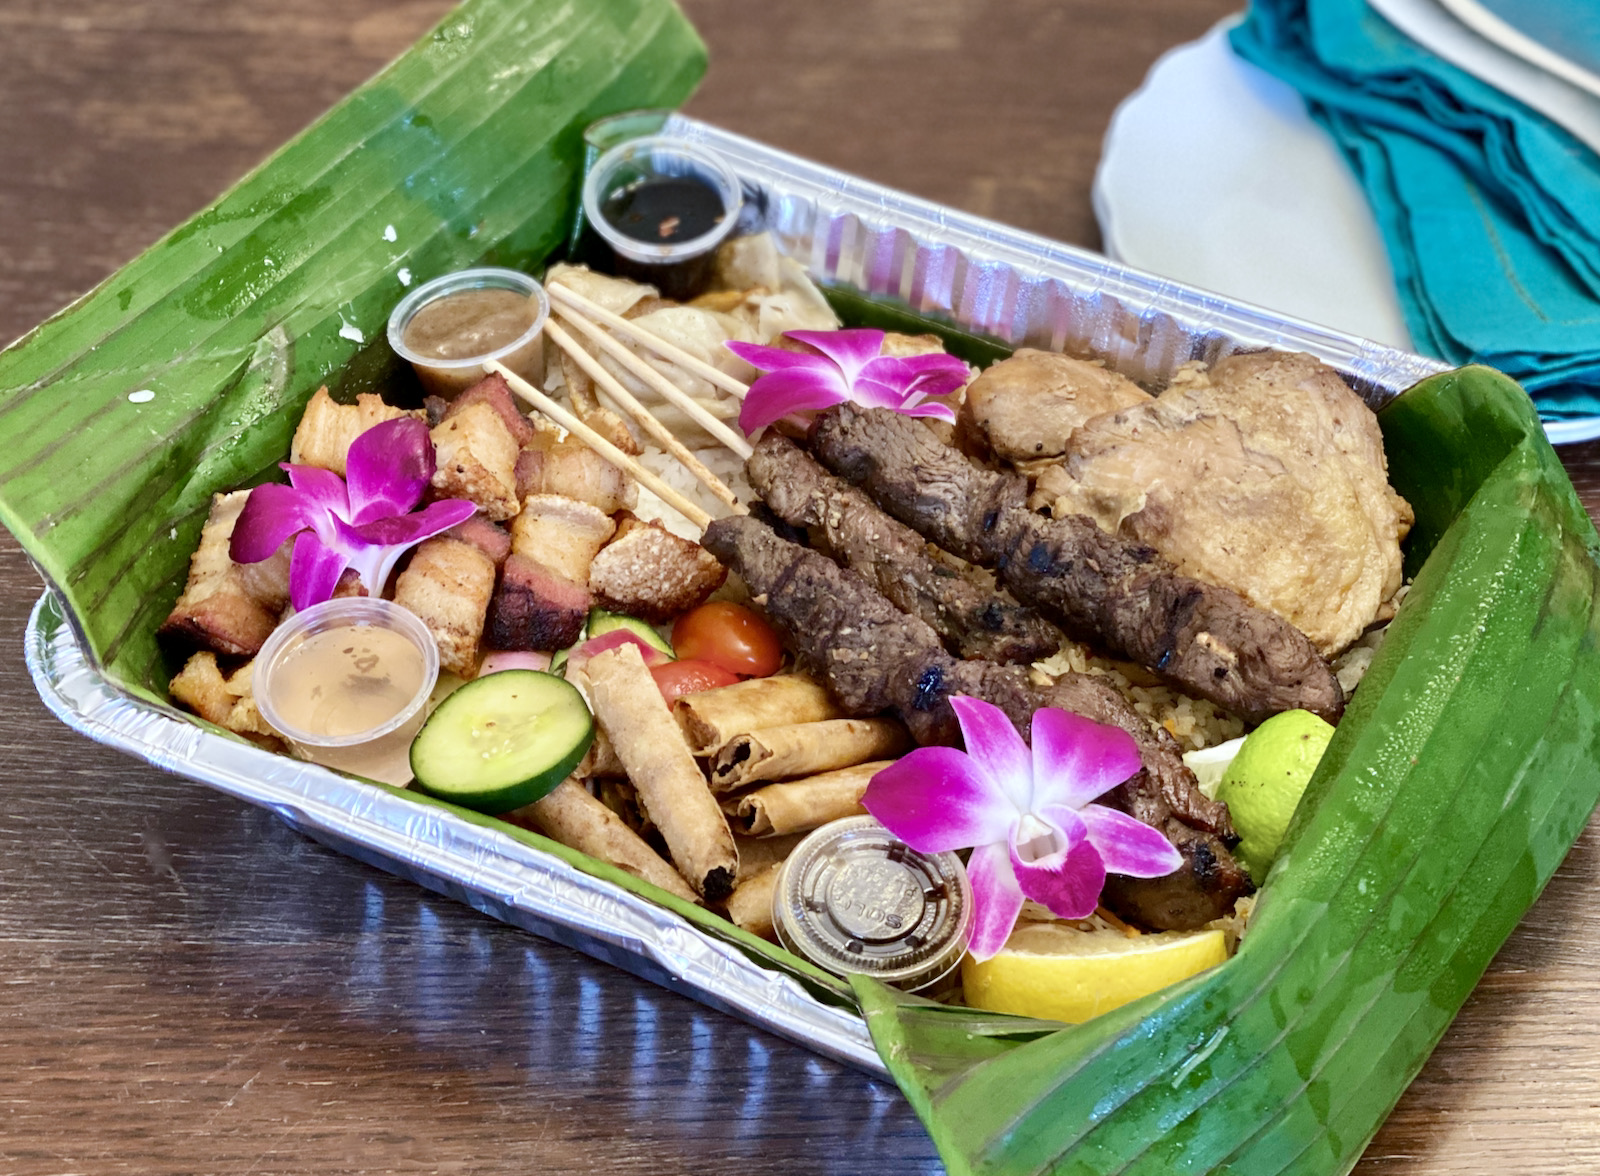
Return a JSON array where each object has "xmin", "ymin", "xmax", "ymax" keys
[
  {"xmin": 255, "ymin": 598, "xmax": 440, "ymax": 787},
  {"xmin": 581, "ymin": 135, "xmax": 743, "ymax": 300},
  {"xmin": 387, "ymin": 267, "xmax": 548, "ymax": 397}
]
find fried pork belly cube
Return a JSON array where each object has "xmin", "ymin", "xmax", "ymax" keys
[
  {"xmin": 159, "ymin": 491, "xmax": 282, "ymax": 657},
  {"xmin": 290, "ymin": 387, "xmax": 423, "ymax": 476},
  {"xmin": 485, "ymin": 554, "xmax": 590, "ymax": 651},
  {"xmin": 168, "ymin": 653, "xmax": 280, "ymax": 744},
  {"xmin": 431, "ymin": 400, "xmax": 521, "ymax": 521},
  {"xmin": 446, "ymin": 371, "xmax": 535, "ymax": 446},
  {"xmin": 393, "ymin": 537, "xmax": 496, "ymax": 678},
  {"xmin": 510, "ymin": 493, "xmax": 616, "ymax": 585},
  {"xmin": 588, "ymin": 515, "xmax": 726, "ymax": 624},
  {"xmin": 515, "ymin": 432, "xmax": 636, "ymax": 514},
  {"xmin": 168, "ymin": 651, "xmax": 236, "ymax": 725},
  {"xmin": 444, "ymin": 511, "xmax": 512, "ymax": 566}
]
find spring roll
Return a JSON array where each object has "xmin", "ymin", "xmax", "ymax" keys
[
  {"xmin": 733, "ymin": 831, "xmax": 807, "ymax": 884},
  {"xmin": 587, "ymin": 643, "xmax": 739, "ymax": 901},
  {"xmin": 726, "ymin": 761, "xmax": 894, "ymax": 837},
  {"xmin": 506, "ymin": 779, "xmax": 697, "ymax": 904},
  {"xmin": 575, "ymin": 725, "xmax": 626, "ymax": 778},
  {"xmin": 673, "ymin": 673, "xmax": 843, "ymax": 755},
  {"xmin": 724, "ymin": 863, "xmax": 782, "ymax": 941},
  {"xmin": 708, "ymin": 717, "xmax": 909, "ymax": 792}
]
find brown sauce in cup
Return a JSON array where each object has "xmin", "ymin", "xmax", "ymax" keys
[{"xmin": 401, "ymin": 287, "xmax": 538, "ymax": 361}]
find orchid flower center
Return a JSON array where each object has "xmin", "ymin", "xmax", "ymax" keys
[{"xmin": 1014, "ymin": 811, "xmax": 1067, "ymax": 864}]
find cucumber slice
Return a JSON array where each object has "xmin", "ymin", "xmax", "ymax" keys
[
  {"xmin": 587, "ymin": 608, "xmax": 674, "ymax": 658},
  {"xmin": 409, "ymin": 670, "xmax": 593, "ymax": 814}
]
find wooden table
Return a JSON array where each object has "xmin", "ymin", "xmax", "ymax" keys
[{"xmin": 3, "ymin": 2, "xmax": 1598, "ymax": 1172}]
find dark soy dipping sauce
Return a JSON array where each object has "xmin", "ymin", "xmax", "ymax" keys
[{"xmin": 600, "ymin": 175, "xmax": 726, "ymax": 244}]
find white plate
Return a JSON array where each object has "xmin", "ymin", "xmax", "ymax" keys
[{"xmin": 1094, "ymin": 19, "xmax": 1600, "ymax": 445}]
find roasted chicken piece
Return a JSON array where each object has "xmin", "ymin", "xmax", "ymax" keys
[
  {"xmin": 1031, "ymin": 352, "xmax": 1413, "ymax": 655},
  {"xmin": 959, "ymin": 349, "xmax": 1151, "ymax": 462}
]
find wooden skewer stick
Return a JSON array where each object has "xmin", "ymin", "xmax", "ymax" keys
[
  {"xmin": 543, "ymin": 317, "xmax": 748, "ymax": 514},
  {"xmin": 552, "ymin": 303, "xmax": 754, "ymax": 461},
  {"xmin": 483, "ymin": 358, "xmax": 713, "ymax": 533},
  {"xmin": 547, "ymin": 283, "xmax": 751, "ymax": 401}
]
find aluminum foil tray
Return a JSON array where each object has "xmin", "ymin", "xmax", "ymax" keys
[{"xmin": 24, "ymin": 115, "xmax": 1446, "ymax": 1075}]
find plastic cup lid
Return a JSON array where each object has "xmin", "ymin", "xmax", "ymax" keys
[{"xmin": 772, "ymin": 816, "xmax": 972, "ymax": 992}]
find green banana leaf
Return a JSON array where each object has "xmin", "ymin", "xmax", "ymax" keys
[
  {"xmin": 856, "ymin": 365, "xmax": 1600, "ymax": 1175},
  {"xmin": 2, "ymin": 1, "xmax": 1597, "ymax": 1171},
  {"xmin": 0, "ymin": 0, "xmax": 706, "ymax": 699}
]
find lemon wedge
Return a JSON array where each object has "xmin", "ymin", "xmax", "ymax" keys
[{"xmin": 961, "ymin": 919, "xmax": 1228, "ymax": 1024}]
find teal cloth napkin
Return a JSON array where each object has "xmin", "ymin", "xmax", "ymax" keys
[{"xmin": 1232, "ymin": 0, "xmax": 1600, "ymax": 419}]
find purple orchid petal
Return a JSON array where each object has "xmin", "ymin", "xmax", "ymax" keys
[
  {"xmin": 850, "ymin": 375, "xmax": 918, "ymax": 411},
  {"xmin": 1074, "ymin": 803, "xmax": 1184, "ymax": 878},
  {"xmin": 950, "ymin": 695, "xmax": 1034, "ymax": 812},
  {"xmin": 724, "ymin": 340, "xmax": 840, "ymax": 376},
  {"xmin": 288, "ymin": 531, "xmax": 350, "ymax": 611},
  {"xmin": 1010, "ymin": 808, "xmax": 1106, "ymax": 921},
  {"xmin": 334, "ymin": 498, "xmax": 477, "ymax": 598},
  {"xmin": 965, "ymin": 841, "xmax": 1026, "ymax": 961},
  {"xmin": 282, "ymin": 463, "xmax": 350, "ymax": 516},
  {"xmin": 1029, "ymin": 707, "xmax": 1143, "ymax": 811},
  {"xmin": 785, "ymin": 328, "xmax": 885, "ymax": 382},
  {"xmin": 345, "ymin": 497, "xmax": 476, "ymax": 546},
  {"xmin": 738, "ymin": 369, "xmax": 851, "ymax": 433},
  {"xmin": 230, "ymin": 482, "xmax": 320, "ymax": 564},
  {"xmin": 900, "ymin": 401, "xmax": 959, "ymax": 423},
  {"xmin": 862, "ymin": 748, "xmax": 1015, "ymax": 853},
  {"xmin": 346, "ymin": 417, "xmax": 435, "ymax": 525}
]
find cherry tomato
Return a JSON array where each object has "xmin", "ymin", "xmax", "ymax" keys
[
  {"xmin": 651, "ymin": 658, "xmax": 740, "ymax": 705},
  {"xmin": 671, "ymin": 601, "xmax": 784, "ymax": 678}
]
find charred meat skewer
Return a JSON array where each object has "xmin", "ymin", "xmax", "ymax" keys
[
  {"xmin": 745, "ymin": 432, "xmax": 1059, "ymax": 664},
  {"xmin": 703, "ymin": 514, "xmax": 1252, "ymax": 928},
  {"xmin": 810, "ymin": 403, "xmax": 1344, "ymax": 726}
]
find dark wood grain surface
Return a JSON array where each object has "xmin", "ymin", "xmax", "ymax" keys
[{"xmin": 3, "ymin": 2, "xmax": 1599, "ymax": 1173}]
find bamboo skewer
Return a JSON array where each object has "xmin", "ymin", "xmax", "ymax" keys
[
  {"xmin": 547, "ymin": 283, "xmax": 751, "ymax": 401},
  {"xmin": 484, "ymin": 358, "xmax": 714, "ymax": 532},
  {"xmin": 543, "ymin": 317, "xmax": 748, "ymax": 514},
  {"xmin": 552, "ymin": 302, "xmax": 754, "ymax": 460}
]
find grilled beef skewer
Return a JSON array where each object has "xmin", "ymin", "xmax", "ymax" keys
[
  {"xmin": 810, "ymin": 403, "xmax": 1344, "ymax": 726},
  {"xmin": 703, "ymin": 514, "xmax": 1252, "ymax": 928},
  {"xmin": 746, "ymin": 433, "xmax": 1060, "ymax": 664}
]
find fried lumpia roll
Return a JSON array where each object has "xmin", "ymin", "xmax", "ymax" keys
[
  {"xmin": 733, "ymin": 832, "xmax": 807, "ymax": 884},
  {"xmin": 506, "ymin": 779, "xmax": 698, "ymax": 904},
  {"xmin": 673, "ymin": 674, "xmax": 843, "ymax": 755},
  {"xmin": 724, "ymin": 863, "xmax": 782, "ymax": 941},
  {"xmin": 575, "ymin": 726, "xmax": 626, "ymax": 778},
  {"xmin": 587, "ymin": 643, "xmax": 739, "ymax": 901},
  {"xmin": 708, "ymin": 717, "xmax": 910, "ymax": 792},
  {"xmin": 726, "ymin": 761, "xmax": 894, "ymax": 837}
]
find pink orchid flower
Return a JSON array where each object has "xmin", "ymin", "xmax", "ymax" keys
[
  {"xmin": 726, "ymin": 328, "xmax": 969, "ymax": 434},
  {"xmin": 863, "ymin": 696, "xmax": 1184, "ymax": 960},
  {"xmin": 229, "ymin": 417, "xmax": 476, "ymax": 611}
]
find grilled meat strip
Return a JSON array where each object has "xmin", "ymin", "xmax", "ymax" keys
[
  {"xmin": 703, "ymin": 514, "xmax": 1252, "ymax": 928},
  {"xmin": 810, "ymin": 403, "xmax": 1344, "ymax": 726},
  {"xmin": 746, "ymin": 433, "xmax": 1060, "ymax": 664}
]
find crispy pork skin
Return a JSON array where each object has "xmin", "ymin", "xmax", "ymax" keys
[
  {"xmin": 745, "ymin": 433, "xmax": 1059, "ymax": 664},
  {"xmin": 811, "ymin": 404, "xmax": 1343, "ymax": 726}
]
